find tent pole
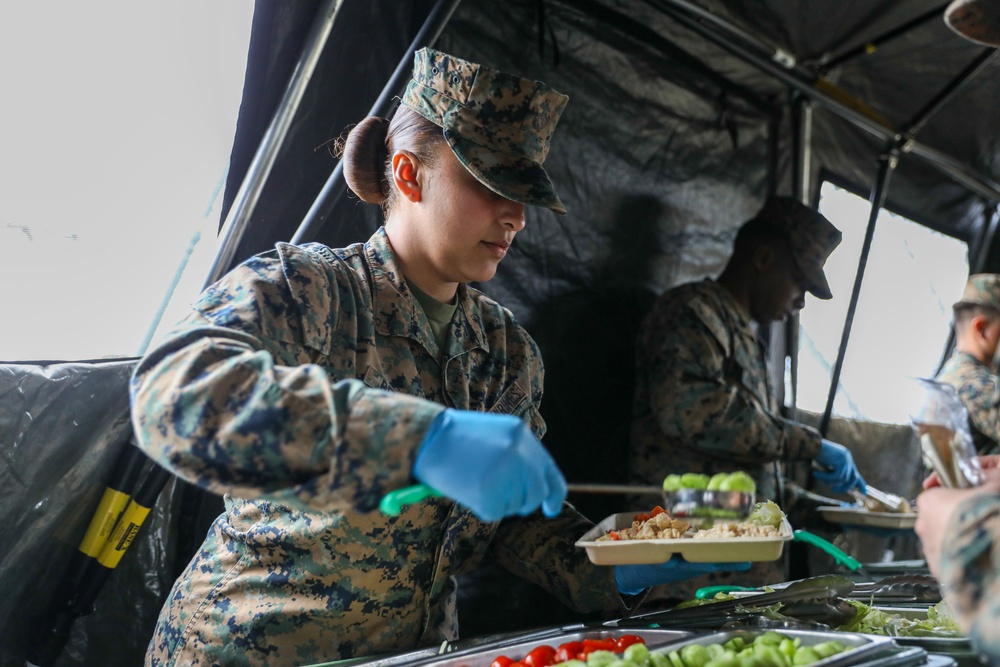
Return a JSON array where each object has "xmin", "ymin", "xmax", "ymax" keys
[
  {"xmin": 291, "ymin": 0, "xmax": 464, "ymax": 245},
  {"xmin": 792, "ymin": 96, "xmax": 814, "ymax": 205},
  {"xmin": 647, "ymin": 0, "xmax": 1000, "ymax": 203},
  {"xmin": 971, "ymin": 205, "xmax": 1000, "ymax": 273},
  {"xmin": 204, "ymin": 0, "xmax": 346, "ymax": 286},
  {"xmin": 787, "ymin": 94, "xmax": 814, "ymax": 415},
  {"xmin": 903, "ymin": 48, "xmax": 999, "ymax": 137},
  {"xmin": 818, "ymin": 3, "xmax": 951, "ymax": 72},
  {"xmin": 819, "ymin": 147, "xmax": 899, "ymax": 436}
]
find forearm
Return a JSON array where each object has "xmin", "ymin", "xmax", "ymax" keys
[
  {"xmin": 491, "ymin": 511, "xmax": 624, "ymax": 613},
  {"xmin": 130, "ymin": 326, "xmax": 442, "ymax": 512},
  {"xmin": 937, "ymin": 493, "xmax": 1000, "ymax": 648}
]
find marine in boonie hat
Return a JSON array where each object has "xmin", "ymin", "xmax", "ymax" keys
[
  {"xmin": 955, "ymin": 274, "xmax": 1000, "ymax": 313},
  {"xmin": 751, "ymin": 196, "xmax": 842, "ymax": 300},
  {"xmin": 400, "ymin": 47, "xmax": 569, "ymax": 214}
]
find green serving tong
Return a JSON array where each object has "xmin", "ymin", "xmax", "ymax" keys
[{"xmin": 695, "ymin": 529, "xmax": 871, "ymax": 599}]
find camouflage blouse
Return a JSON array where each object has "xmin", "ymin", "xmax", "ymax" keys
[
  {"xmin": 629, "ymin": 279, "xmax": 823, "ymax": 503},
  {"xmin": 936, "ymin": 350, "xmax": 1000, "ymax": 455},
  {"xmin": 130, "ymin": 227, "xmax": 622, "ymax": 667},
  {"xmin": 937, "ymin": 493, "xmax": 1000, "ymax": 663}
]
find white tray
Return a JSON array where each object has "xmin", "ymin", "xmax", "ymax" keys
[
  {"xmin": 818, "ymin": 506, "xmax": 916, "ymax": 529},
  {"xmin": 575, "ymin": 512, "xmax": 792, "ymax": 565}
]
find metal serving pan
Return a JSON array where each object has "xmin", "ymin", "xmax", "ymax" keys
[
  {"xmin": 643, "ymin": 629, "xmax": 896, "ymax": 667},
  {"xmin": 391, "ymin": 627, "xmax": 693, "ymax": 667}
]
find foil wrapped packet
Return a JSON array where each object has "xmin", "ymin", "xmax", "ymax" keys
[{"xmin": 909, "ymin": 378, "xmax": 986, "ymax": 488}]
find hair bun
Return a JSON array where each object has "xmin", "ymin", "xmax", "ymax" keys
[{"xmin": 342, "ymin": 116, "xmax": 390, "ymax": 204}]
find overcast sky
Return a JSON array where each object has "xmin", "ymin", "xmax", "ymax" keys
[{"xmin": 0, "ymin": 2, "xmax": 253, "ymax": 360}]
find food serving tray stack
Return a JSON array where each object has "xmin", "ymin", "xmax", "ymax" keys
[{"xmin": 383, "ymin": 627, "xmax": 912, "ymax": 667}]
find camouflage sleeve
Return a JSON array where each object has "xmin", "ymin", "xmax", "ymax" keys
[
  {"xmin": 953, "ymin": 372, "xmax": 1000, "ymax": 447},
  {"xmin": 647, "ymin": 304, "xmax": 821, "ymax": 462},
  {"xmin": 937, "ymin": 493, "xmax": 1000, "ymax": 662},
  {"xmin": 490, "ymin": 511, "xmax": 625, "ymax": 613},
  {"xmin": 130, "ymin": 255, "xmax": 443, "ymax": 513}
]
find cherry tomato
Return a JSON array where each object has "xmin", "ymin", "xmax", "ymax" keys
[
  {"xmin": 649, "ymin": 506, "xmax": 666, "ymax": 517},
  {"xmin": 615, "ymin": 635, "xmax": 646, "ymax": 651},
  {"xmin": 510, "ymin": 662, "xmax": 528, "ymax": 667},
  {"xmin": 491, "ymin": 657, "xmax": 514, "ymax": 667},
  {"xmin": 634, "ymin": 512, "xmax": 650, "ymax": 522},
  {"xmin": 581, "ymin": 638, "xmax": 617, "ymax": 656},
  {"xmin": 555, "ymin": 641, "xmax": 583, "ymax": 663},
  {"xmin": 524, "ymin": 645, "xmax": 557, "ymax": 667}
]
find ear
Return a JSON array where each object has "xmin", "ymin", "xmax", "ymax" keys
[
  {"xmin": 751, "ymin": 244, "xmax": 776, "ymax": 273},
  {"xmin": 391, "ymin": 151, "xmax": 422, "ymax": 203},
  {"xmin": 972, "ymin": 314, "xmax": 989, "ymax": 339}
]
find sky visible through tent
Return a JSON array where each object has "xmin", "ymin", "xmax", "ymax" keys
[
  {"xmin": 0, "ymin": 2, "xmax": 253, "ymax": 360},
  {"xmin": 797, "ymin": 182, "xmax": 969, "ymax": 425}
]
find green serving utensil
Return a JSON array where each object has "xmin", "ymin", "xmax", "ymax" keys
[
  {"xmin": 379, "ymin": 482, "xmax": 665, "ymax": 516},
  {"xmin": 695, "ymin": 584, "xmax": 755, "ymax": 599},
  {"xmin": 693, "ymin": 529, "xmax": 873, "ymax": 600},
  {"xmin": 379, "ymin": 483, "xmax": 441, "ymax": 516},
  {"xmin": 792, "ymin": 529, "xmax": 873, "ymax": 579}
]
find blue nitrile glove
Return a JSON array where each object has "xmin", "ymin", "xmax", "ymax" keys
[
  {"xmin": 614, "ymin": 557, "xmax": 752, "ymax": 596},
  {"xmin": 413, "ymin": 408, "xmax": 567, "ymax": 522},
  {"xmin": 815, "ymin": 439, "xmax": 867, "ymax": 494}
]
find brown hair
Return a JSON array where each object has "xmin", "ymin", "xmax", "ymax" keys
[{"xmin": 337, "ymin": 107, "xmax": 445, "ymax": 216}]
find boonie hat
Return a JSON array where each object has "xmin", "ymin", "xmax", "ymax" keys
[
  {"xmin": 400, "ymin": 48, "xmax": 569, "ymax": 214},
  {"xmin": 955, "ymin": 274, "xmax": 1000, "ymax": 312},
  {"xmin": 750, "ymin": 196, "xmax": 842, "ymax": 300}
]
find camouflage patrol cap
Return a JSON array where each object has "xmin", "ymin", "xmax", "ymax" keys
[
  {"xmin": 955, "ymin": 274, "xmax": 1000, "ymax": 312},
  {"xmin": 400, "ymin": 48, "xmax": 569, "ymax": 214},
  {"xmin": 749, "ymin": 196, "xmax": 842, "ymax": 300}
]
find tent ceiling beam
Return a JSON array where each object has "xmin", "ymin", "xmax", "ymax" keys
[
  {"xmin": 817, "ymin": 3, "xmax": 951, "ymax": 72},
  {"xmin": 648, "ymin": 0, "xmax": 1000, "ymax": 203},
  {"xmin": 566, "ymin": 0, "xmax": 771, "ymax": 112},
  {"xmin": 903, "ymin": 48, "xmax": 998, "ymax": 137}
]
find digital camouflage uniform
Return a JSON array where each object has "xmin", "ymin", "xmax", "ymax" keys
[
  {"xmin": 130, "ymin": 50, "xmax": 624, "ymax": 666},
  {"xmin": 936, "ymin": 493, "xmax": 1000, "ymax": 664},
  {"xmin": 131, "ymin": 230, "xmax": 624, "ymax": 666},
  {"xmin": 628, "ymin": 201, "xmax": 839, "ymax": 597},
  {"xmin": 936, "ymin": 351, "xmax": 1000, "ymax": 455},
  {"xmin": 629, "ymin": 279, "xmax": 822, "ymax": 503},
  {"xmin": 937, "ymin": 274, "xmax": 1000, "ymax": 456}
]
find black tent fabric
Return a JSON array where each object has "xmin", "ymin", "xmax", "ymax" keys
[{"xmin": 4, "ymin": 1, "xmax": 1000, "ymax": 664}]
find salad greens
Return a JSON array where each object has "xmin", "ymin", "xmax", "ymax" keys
[
  {"xmin": 836, "ymin": 599, "xmax": 962, "ymax": 638},
  {"xmin": 747, "ymin": 501, "xmax": 783, "ymax": 528}
]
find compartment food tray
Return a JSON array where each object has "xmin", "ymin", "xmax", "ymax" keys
[{"xmin": 576, "ymin": 512, "xmax": 792, "ymax": 565}]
